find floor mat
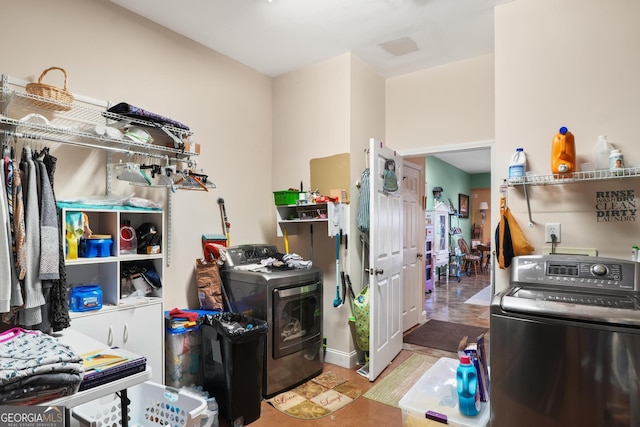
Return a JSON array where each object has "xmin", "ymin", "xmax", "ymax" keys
[
  {"xmin": 403, "ymin": 320, "xmax": 488, "ymax": 352},
  {"xmin": 464, "ymin": 285, "xmax": 492, "ymax": 306},
  {"xmin": 363, "ymin": 353, "xmax": 439, "ymax": 408},
  {"xmin": 265, "ymin": 371, "xmax": 361, "ymax": 419}
]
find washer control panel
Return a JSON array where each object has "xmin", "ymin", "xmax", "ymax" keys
[
  {"xmin": 511, "ymin": 255, "xmax": 639, "ymax": 291},
  {"xmin": 223, "ymin": 244, "xmax": 279, "ymax": 268}
]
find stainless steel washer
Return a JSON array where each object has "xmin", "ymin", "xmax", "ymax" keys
[{"xmin": 490, "ymin": 255, "xmax": 640, "ymax": 427}]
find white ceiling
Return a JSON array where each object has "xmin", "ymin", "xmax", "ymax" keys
[
  {"xmin": 430, "ymin": 148, "xmax": 491, "ymax": 175},
  {"xmin": 110, "ymin": 0, "xmax": 500, "ymax": 173}
]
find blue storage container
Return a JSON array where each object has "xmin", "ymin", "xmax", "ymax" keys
[
  {"xmin": 80, "ymin": 237, "xmax": 113, "ymax": 258},
  {"xmin": 70, "ymin": 285, "xmax": 103, "ymax": 312}
]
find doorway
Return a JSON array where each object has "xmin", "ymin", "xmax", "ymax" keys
[{"xmin": 401, "ymin": 140, "xmax": 493, "ymax": 325}]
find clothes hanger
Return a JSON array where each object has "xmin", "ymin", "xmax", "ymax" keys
[
  {"xmin": 115, "ymin": 162, "xmax": 151, "ymax": 185},
  {"xmin": 174, "ymin": 169, "xmax": 211, "ymax": 191}
]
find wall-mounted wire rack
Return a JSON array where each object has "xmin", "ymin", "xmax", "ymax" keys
[
  {"xmin": 0, "ymin": 74, "xmax": 196, "ymax": 163},
  {"xmin": 503, "ymin": 166, "xmax": 640, "ymax": 228},
  {"xmin": 1, "ymin": 73, "xmax": 206, "ymax": 266},
  {"xmin": 504, "ymin": 167, "xmax": 640, "ymax": 187}
]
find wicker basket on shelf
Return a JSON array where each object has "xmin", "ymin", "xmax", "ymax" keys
[{"xmin": 25, "ymin": 66, "xmax": 74, "ymax": 111}]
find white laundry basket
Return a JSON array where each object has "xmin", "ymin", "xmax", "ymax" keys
[{"xmin": 72, "ymin": 381, "xmax": 207, "ymax": 427}]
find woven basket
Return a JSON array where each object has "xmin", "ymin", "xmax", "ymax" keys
[{"xmin": 25, "ymin": 66, "xmax": 74, "ymax": 111}]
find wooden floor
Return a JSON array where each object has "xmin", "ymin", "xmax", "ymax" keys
[{"xmin": 220, "ymin": 271, "xmax": 491, "ymax": 427}]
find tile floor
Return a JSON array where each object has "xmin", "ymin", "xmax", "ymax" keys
[{"xmin": 219, "ymin": 271, "xmax": 491, "ymax": 427}]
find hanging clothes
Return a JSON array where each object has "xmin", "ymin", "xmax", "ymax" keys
[
  {"xmin": 37, "ymin": 160, "xmax": 59, "ymax": 280},
  {"xmin": 0, "ymin": 158, "xmax": 12, "ymax": 312},
  {"xmin": 1, "ymin": 155, "xmax": 25, "ymax": 324},
  {"xmin": 41, "ymin": 149, "xmax": 70, "ymax": 332},
  {"xmin": 9, "ymin": 157, "xmax": 27, "ymax": 282},
  {"xmin": 17, "ymin": 146, "xmax": 45, "ymax": 327}
]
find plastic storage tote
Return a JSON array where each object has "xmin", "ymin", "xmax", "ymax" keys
[
  {"xmin": 165, "ymin": 325, "xmax": 202, "ymax": 388},
  {"xmin": 201, "ymin": 313, "xmax": 268, "ymax": 427},
  {"xmin": 72, "ymin": 381, "xmax": 207, "ymax": 427},
  {"xmin": 398, "ymin": 357, "xmax": 490, "ymax": 427},
  {"xmin": 165, "ymin": 309, "xmax": 222, "ymax": 388}
]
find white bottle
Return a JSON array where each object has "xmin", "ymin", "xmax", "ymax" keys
[
  {"xmin": 508, "ymin": 148, "xmax": 526, "ymax": 179},
  {"xmin": 208, "ymin": 397, "xmax": 219, "ymax": 427},
  {"xmin": 609, "ymin": 149, "xmax": 624, "ymax": 175},
  {"xmin": 593, "ymin": 135, "xmax": 613, "ymax": 171}
]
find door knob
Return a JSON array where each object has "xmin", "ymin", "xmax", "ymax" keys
[
  {"xmin": 365, "ymin": 268, "xmax": 384, "ymax": 275},
  {"xmin": 417, "ymin": 253, "xmax": 423, "ymax": 258}
]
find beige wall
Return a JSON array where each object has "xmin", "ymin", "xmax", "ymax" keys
[
  {"xmin": 272, "ymin": 53, "xmax": 385, "ymax": 366},
  {"xmin": 272, "ymin": 54, "xmax": 351, "ymax": 192},
  {"xmin": 385, "ymin": 54, "xmax": 495, "ymax": 151},
  {"xmin": 494, "ymin": 0, "xmax": 640, "ymax": 291},
  {"xmin": 2, "ymin": 0, "xmax": 273, "ymax": 309}
]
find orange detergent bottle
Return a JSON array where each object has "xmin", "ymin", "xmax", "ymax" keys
[{"xmin": 551, "ymin": 126, "xmax": 576, "ymax": 174}]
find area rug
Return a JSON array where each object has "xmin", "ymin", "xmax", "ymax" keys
[
  {"xmin": 403, "ymin": 320, "xmax": 488, "ymax": 352},
  {"xmin": 265, "ymin": 371, "xmax": 361, "ymax": 419},
  {"xmin": 363, "ymin": 353, "xmax": 439, "ymax": 408},
  {"xmin": 464, "ymin": 285, "xmax": 492, "ymax": 306}
]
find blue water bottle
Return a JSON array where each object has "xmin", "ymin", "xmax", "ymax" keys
[{"xmin": 456, "ymin": 355, "xmax": 480, "ymax": 416}]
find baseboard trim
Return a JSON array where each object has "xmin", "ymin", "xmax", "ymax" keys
[{"xmin": 324, "ymin": 347, "xmax": 364, "ymax": 369}]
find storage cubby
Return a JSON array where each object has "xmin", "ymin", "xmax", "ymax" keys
[{"xmin": 60, "ymin": 206, "xmax": 164, "ymax": 382}]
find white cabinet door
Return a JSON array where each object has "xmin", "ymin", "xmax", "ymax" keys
[
  {"xmin": 70, "ymin": 303, "xmax": 163, "ymax": 383},
  {"xmin": 119, "ymin": 303, "xmax": 163, "ymax": 383},
  {"xmin": 70, "ymin": 310, "xmax": 120, "ymax": 347}
]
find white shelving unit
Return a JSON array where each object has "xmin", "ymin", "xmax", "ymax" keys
[
  {"xmin": 427, "ymin": 202, "xmax": 450, "ymax": 282},
  {"xmin": 61, "ymin": 207, "xmax": 164, "ymax": 383},
  {"xmin": 425, "ymin": 223, "xmax": 434, "ymax": 293},
  {"xmin": 276, "ymin": 201, "xmax": 349, "ymax": 237}
]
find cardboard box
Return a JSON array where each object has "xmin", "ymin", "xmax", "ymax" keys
[{"xmin": 185, "ymin": 142, "xmax": 201, "ymax": 154}]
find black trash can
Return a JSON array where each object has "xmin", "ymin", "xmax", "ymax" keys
[{"xmin": 201, "ymin": 313, "xmax": 268, "ymax": 426}]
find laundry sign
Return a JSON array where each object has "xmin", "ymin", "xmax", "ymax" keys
[{"xmin": 595, "ymin": 190, "xmax": 637, "ymax": 222}]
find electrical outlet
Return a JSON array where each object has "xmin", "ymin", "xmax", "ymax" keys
[{"xmin": 545, "ymin": 223, "xmax": 561, "ymax": 243}]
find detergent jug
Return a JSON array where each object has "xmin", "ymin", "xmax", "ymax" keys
[
  {"xmin": 551, "ymin": 126, "xmax": 576, "ymax": 174},
  {"xmin": 457, "ymin": 354, "xmax": 480, "ymax": 417}
]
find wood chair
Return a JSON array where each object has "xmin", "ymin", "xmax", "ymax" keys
[
  {"xmin": 471, "ymin": 223, "xmax": 482, "ymax": 240},
  {"xmin": 458, "ymin": 237, "xmax": 482, "ymax": 276}
]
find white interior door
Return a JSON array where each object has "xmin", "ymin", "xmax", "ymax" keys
[
  {"xmin": 402, "ymin": 160, "xmax": 423, "ymax": 332},
  {"xmin": 367, "ymin": 138, "xmax": 403, "ymax": 381}
]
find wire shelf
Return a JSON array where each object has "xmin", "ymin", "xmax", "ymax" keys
[
  {"xmin": 1, "ymin": 74, "xmax": 196, "ymax": 163},
  {"xmin": 504, "ymin": 167, "xmax": 640, "ymax": 186}
]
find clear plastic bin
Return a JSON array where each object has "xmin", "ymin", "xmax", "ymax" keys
[
  {"xmin": 72, "ymin": 381, "xmax": 207, "ymax": 427},
  {"xmin": 398, "ymin": 357, "xmax": 490, "ymax": 427},
  {"xmin": 165, "ymin": 325, "xmax": 202, "ymax": 388}
]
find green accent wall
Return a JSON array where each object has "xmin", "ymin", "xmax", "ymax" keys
[
  {"xmin": 471, "ymin": 173, "xmax": 490, "ymax": 188},
  {"xmin": 425, "ymin": 156, "xmax": 472, "ymax": 244}
]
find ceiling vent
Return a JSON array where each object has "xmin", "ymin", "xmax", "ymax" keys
[{"xmin": 378, "ymin": 36, "xmax": 419, "ymax": 56}]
